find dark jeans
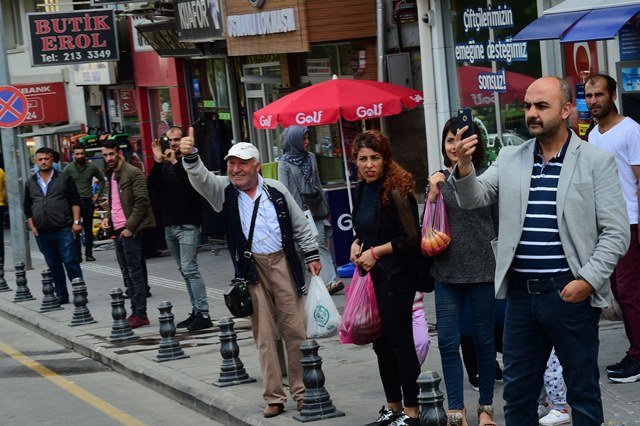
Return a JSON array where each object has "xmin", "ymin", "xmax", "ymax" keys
[
  {"xmin": 503, "ymin": 276, "xmax": 602, "ymax": 425},
  {"xmin": 74, "ymin": 198, "xmax": 95, "ymax": 259},
  {"xmin": 371, "ymin": 270, "xmax": 421, "ymax": 407},
  {"xmin": 611, "ymin": 223, "xmax": 640, "ymax": 361},
  {"xmin": 114, "ymin": 229, "xmax": 147, "ymax": 317},
  {"xmin": 435, "ymin": 281, "xmax": 496, "ymax": 409},
  {"xmin": 35, "ymin": 228, "xmax": 83, "ymax": 301}
]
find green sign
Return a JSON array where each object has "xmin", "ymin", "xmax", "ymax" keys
[
  {"xmin": 203, "ymin": 100, "xmax": 216, "ymax": 108},
  {"xmin": 219, "ymin": 112, "xmax": 231, "ymax": 121}
]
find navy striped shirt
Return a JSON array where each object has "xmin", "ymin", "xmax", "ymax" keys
[{"xmin": 511, "ymin": 139, "xmax": 571, "ymax": 279}]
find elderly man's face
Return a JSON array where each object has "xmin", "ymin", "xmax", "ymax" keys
[{"xmin": 227, "ymin": 157, "xmax": 260, "ymax": 192}]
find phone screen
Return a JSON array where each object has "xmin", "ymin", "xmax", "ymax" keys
[{"xmin": 457, "ymin": 108, "xmax": 475, "ymax": 139}]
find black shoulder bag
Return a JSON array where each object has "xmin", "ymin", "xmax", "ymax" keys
[{"xmin": 224, "ymin": 195, "xmax": 261, "ymax": 318}]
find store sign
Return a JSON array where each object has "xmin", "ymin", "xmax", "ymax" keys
[
  {"xmin": 73, "ymin": 62, "xmax": 116, "ymax": 85},
  {"xmin": 393, "ymin": 0, "xmax": 418, "ymax": 24},
  {"xmin": 14, "ymin": 82, "xmax": 69, "ymax": 125},
  {"xmin": 174, "ymin": 0, "xmax": 224, "ymax": 42},
  {"xmin": 119, "ymin": 89, "xmax": 137, "ymax": 116},
  {"xmin": 248, "ymin": 0, "xmax": 265, "ymax": 7},
  {"xmin": 227, "ymin": 8, "xmax": 296, "ymax": 37},
  {"xmin": 27, "ymin": 9, "xmax": 119, "ymax": 67},
  {"xmin": 136, "ymin": 19, "xmax": 202, "ymax": 57},
  {"xmin": 307, "ymin": 59, "xmax": 331, "ymax": 76},
  {"xmin": 131, "ymin": 17, "xmax": 154, "ymax": 52},
  {"xmin": 454, "ymin": 4, "xmax": 529, "ymax": 98}
]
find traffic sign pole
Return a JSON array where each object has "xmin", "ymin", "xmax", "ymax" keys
[{"xmin": 0, "ymin": 6, "xmax": 33, "ymax": 269}]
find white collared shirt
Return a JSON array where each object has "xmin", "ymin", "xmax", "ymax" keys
[
  {"xmin": 36, "ymin": 170, "xmax": 52, "ymax": 195},
  {"xmin": 237, "ymin": 175, "xmax": 282, "ymax": 254}
]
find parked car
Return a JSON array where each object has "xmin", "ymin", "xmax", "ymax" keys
[{"xmin": 487, "ymin": 131, "xmax": 528, "ymax": 148}]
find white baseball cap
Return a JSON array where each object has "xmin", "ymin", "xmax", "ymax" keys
[{"xmin": 224, "ymin": 142, "xmax": 260, "ymax": 161}]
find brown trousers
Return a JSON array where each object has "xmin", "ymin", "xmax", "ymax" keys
[{"xmin": 250, "ymin": 251, "xmax": 306, "ymax": 404}]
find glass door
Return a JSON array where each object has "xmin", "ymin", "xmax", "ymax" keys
[{"xmin": 242, "ymin": 62, "xmax": 281, "ymax": 163}]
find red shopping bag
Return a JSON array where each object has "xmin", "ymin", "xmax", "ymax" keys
[
  {"xmin": 421, "ymin": 190, "xmax": 451, "ymax": 256},
  {"xmin": 338, "ymin": 267, "xmax": 383, "ymax": 345}
]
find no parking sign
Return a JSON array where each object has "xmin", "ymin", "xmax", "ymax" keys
[{"xmin": 0, "ymin": 85, "xmax": 28, "ymax": 129}]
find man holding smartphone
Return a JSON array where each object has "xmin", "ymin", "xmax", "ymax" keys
[
  {"xmin": 148, "ymin": 127, "xmax": 212, "ymax": 331},
  {"xmin": 451, "ymin": 77, "xmax": 629, "ymax": 424}
]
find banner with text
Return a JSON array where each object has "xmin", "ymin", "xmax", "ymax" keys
[{"xmin": 27, "ymin": 9, "xmax": 119, "ymax": 67}]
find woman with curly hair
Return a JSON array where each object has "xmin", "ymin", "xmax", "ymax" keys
[{"xmin": 350, "ymin": 130, "xmax": 422, "ymax": 426}]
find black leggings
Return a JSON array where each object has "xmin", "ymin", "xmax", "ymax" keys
[{"xmin": 372, "ymin": 272, "xmax": 421, "ymax": 407}]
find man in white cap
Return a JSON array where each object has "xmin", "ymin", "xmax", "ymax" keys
[{"xmin": 179, "ymin": 128, "xmax": 321, "ymax": 418}]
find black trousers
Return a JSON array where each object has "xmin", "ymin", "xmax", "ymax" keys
[
  {"xmin": 371, "ymin": 269, "xmax": 421, "ymax": 407},
  {"xmin": 74, "ymin": 198, "xmax": 95, "ymax": 258}
]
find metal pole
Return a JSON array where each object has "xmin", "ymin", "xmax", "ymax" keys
[
  {"xmin": 0, "ymin": 6, "xmax": 32, "ymax": 269},
  {"xmin": 376, "ymin": 0, "xmax": 387, "ymax": 134}
]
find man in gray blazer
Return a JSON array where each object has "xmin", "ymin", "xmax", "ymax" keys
[{"xmin": 451, "ymin": 76, "xmax": 630, "ymax": 425}]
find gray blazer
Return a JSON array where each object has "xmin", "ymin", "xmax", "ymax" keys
[{"xmin": 451, "ymin": 130, "xmax": 630, "ymax": 308}]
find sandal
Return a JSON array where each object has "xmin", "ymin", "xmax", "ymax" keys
[
  {"xmin": 446, "ymin": 408, "xmax": 468, "ymax": 426},
  {"xmin": 478, "ymin": 405, "xmax": 497, "ymax": 426}
]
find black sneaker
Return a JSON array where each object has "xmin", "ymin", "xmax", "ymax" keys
[
  {"xmin": 176, "ymin": 312, "xmax": 196, "ymax": 329},
  {"xmin": 366, "ymin": 406, "xmax": 399, "ymax": 426},
  {"xmin": 187, "ymin": 312, "xmax": 213, "ymax": 331},
  {"xmin": 390, "ymin": 413, "xmax": 420, "ymax": 426},
  {"xmin": 85, "ymin": 255, "xmax": 96, "ymax": 262},
  {"xmin": 608, "ymin": 356, "xmax": 640, "ymax": 383},
  {"xmin": 606, "ymin": 355, "xmax": 632, "ymax": 373}
]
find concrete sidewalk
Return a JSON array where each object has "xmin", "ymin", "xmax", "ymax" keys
[{"xmin": 0, "ymin": 242, "xmax": 638, "ymax": 425}]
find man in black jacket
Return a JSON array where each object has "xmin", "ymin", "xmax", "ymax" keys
[
  {"xmin": 148, "ymin": 127, "xmax": 212, "ymax": 331},
  {"xmin": 24, "ymin": 147, "xmax": 83, "ymax": 304}
]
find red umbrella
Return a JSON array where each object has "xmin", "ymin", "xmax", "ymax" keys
[
  {"xmin": 253, "ymin": 76, "xmax": 424, "ymax": 209},
  {"xmin": 456, "ymin": 66, "xmax": 535, "ymax": 108},
  {"xmin": 253, "ymin": 76, "xmax": 423, "ymax": 129}
]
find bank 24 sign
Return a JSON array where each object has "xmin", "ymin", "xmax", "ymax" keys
[{"xmin": 27, "ymin": 9, "xmax": 119, "ymax": 67}]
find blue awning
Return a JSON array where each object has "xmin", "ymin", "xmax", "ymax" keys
[
  {"xmin": 512, "ymin": 11, "xmax": 588, "ymax": 41},
  {"xmin": 561, "ymin": 4, "xmax": 640, "ymax": 42}
]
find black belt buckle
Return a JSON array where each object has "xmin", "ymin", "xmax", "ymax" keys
[{"xmin": 526, "ymin": 279, "xmax": 543, "ymax": 295}]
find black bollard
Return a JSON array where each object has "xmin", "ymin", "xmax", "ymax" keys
[
  {"xmin": 417, "ymin": 371, "xmax": 447, "ymax": 426},
  {"xmin": 293, "ymin": 339, "xmax": 345, "ymax": 423},
  {"xmin": 0, "ymin": 264, "xmax": 10, "ymax": 293},
  {"xmin": 213, "ymin": 317, "xmax": 256, "ymax": 387},
  {"xmin": 13, "ymin": 262, "xmax": 35, "ymax": 302},
  {"xmin": 108, "ymin": 288, "xmax": 137, "ymax": 343},
  {"xmin": 38, "ymin": 269, "xmax": 63, "ymax": 312},
  {"xmin": 69, "ymin": 278, "xmax": 96, "ymax": 326},
  {"xmin": 153, "ymin": 301, "xmax": 189, "ymax": 362}
]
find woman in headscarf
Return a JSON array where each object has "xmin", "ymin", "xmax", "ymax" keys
[{"xmin": 278, "ymin": 126, "xmax": 343, "ymax": 295}]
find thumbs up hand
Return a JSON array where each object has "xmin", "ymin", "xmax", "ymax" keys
[{"xmin": 180, "ymin": 127, "xmax": 196, "ymax": 156}]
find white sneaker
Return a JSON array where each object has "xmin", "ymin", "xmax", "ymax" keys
[
  {"xmin": 539, "ymin": 409, "xmax": 571, "ymax": 425},
  {"xmin": 537, "ymin": 404, "xmax": 550, "ymax": 419}
]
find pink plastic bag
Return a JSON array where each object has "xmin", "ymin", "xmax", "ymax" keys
[
  {"xmin": 338, "ymin": 268, "xmax": 383, "ymax": 345},
  {"xmin": 421, "ymin": 190, "xmax": 451, "ymax": 256}
]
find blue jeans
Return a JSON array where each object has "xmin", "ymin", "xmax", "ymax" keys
[
  {"xmin": 35, "ymin": 228, "xmax": 83, "ymax": 301},
  {"xmin": 114, "ymin": 230, "xmax": 147, "ymax": 317},
  {"xmin": 435, "ymin": 281, "xmax": 496, "ymax": 410},
  {"xmin": 164, "ymin": 224, "xmax": 209, "ymax": 313},
  {"xmin": 503, "ymin": 281, "xmax": 602, "ymax": 425}
]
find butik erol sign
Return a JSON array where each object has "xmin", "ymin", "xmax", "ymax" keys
[
  {"xmin": 454, "ymin": 4, "xmax": 528, "ymax": 104},
  {"xmin": 27, "ymin": 9, "xmax": 119, "ymax": 67}
]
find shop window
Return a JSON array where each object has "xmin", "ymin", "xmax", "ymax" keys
[
  {"xmin": 308, "ymin": 43, "xmax": 352, "ymax": 77},
  {"xmin": 449, "ymin": 0, "xmax": 541, "ymax": 162}
]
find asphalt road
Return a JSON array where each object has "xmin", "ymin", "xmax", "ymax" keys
[{"xmin": 0, "ymin": 317, "xmax": 222, "ymax": 426}]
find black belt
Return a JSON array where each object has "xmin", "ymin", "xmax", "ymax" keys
[{"xmin": 510, "ymin": 272, "xmax": 574, "ymax": 294}]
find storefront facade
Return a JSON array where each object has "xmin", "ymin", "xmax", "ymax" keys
[{"xmin": 417, "ymin": 0, "xmax": 640, "ymax": 174}]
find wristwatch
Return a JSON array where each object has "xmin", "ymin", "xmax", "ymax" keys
[{"xmin": 73, "ymin": 220, "xmax": 82, "ymax": 225}]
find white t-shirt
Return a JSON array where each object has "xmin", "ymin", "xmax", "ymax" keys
[{"xmin": 589, "ymin": 116, "xmax": 640, "ymax": 224}]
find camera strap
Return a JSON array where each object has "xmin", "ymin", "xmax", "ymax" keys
[{"xmin": 240, "ymin": 195, "xmax": 261, "ymax": 277}]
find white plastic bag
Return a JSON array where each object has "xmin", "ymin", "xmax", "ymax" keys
[{"xmin": 305, "ymin": 275, "xmax": 341, "ymax": 338}]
